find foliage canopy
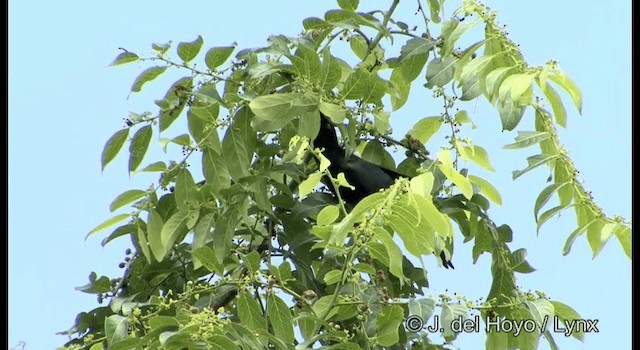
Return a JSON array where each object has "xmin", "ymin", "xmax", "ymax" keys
[{"xmin": 62, "ymin": 1, "xmax": 631, "ymax": 349}]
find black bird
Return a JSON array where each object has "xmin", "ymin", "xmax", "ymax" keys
[
  {"xmin": 313, "ymin": 113, "xmax": 454, "ymax": 269},
  {"xmin": 313, "ymin": 114, "xmax": 404, "ymax": 205}
]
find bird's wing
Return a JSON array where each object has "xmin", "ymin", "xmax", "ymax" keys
[
  {"xmin": 341, "ymin": 157, "xmax": 398, "ymax": 195},
  {"xmin": 379, "ymin": 166, "xmax": 405, "ymax": 180}
]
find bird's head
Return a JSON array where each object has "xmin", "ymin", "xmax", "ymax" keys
[{"xmin": 314, "ymin": 113, "xmax": 341, "ymax": 156}]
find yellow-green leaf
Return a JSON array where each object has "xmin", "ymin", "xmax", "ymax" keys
[
  {"xmin": 437, "ymin": 150, "xmax": 473, "ymax": 199},
  {"xmin": 101, "ymin": 129, "xmax": 129, "ymax": 171},
  {"xmin": 468, "ymin": 175, "xmax": 502, "ymax": 205},
  {"xmin": 86, "ymin": 214, "xmax": 131, "ymax": 239}
]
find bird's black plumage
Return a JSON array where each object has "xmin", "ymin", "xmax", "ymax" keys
[
  {"xmin": 314, "ymin": 113, "xmax": 454, "ymax": 269},
  {"xmin": 314, "ymin": 114, "xmax": 404, "ymax": 204}
]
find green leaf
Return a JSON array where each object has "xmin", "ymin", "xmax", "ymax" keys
[
  {"xmin": 497, "ymin": 97, "xmax": 527, "ymax": 131},
  {"xmin": 408, "ymin": 298, "xmax": 436, "ymax": 325},
  {"xmin": 512, "ymin": 154, "xmax": 559, "ymax": 180},
  {"xmin": 109, "ymin": 52, "xmax": 139, "ymax": 66},
  {"xmin": 503, "ymin": 131, "xmax": 551, "ymax": 149},
  {"xmin": 549, "ymin": 69, "xmax": 582, "ymax": 113},
  {"xmin": 148, "ymin": 316, "xmax": 180, "ymax": 331},
  {"xmin": 192, "ymin": 246, "xmax": 223, "ymax": 274},
  {"xmin": 336, "ymin": 173, "xmax": 355, "ymax": 190},
  {"xmin": 267, "ymin": 293, "xmax": 294, "ymax": 344},
  {"xmin": 101, "ymin": 129, "xmax": 129, "ymax": 171},
  {"xmin": 425, "ymin": 56, "xmax": 457, "ymax": 88},
  {"xmin": 341, "ymin": 68, "xmax": 369, "ymax": 100},
  {"xmin": 131, "ymin": 66, "xmax": 168, "ymax": 93},
  {"xmin": 323, "ymin": 269, "xmax": 343, "ymax": 285},
  {"xmin": 101, "ymin": 223, "xmax": 136, "ymax": 247},
  {"xmin": 376, "ymin": 305, "xmax": 404, "ymax": 347},
  {"xmin": 174, "ymin": 168, "xmax": 197, "ymax": 212},
  {"xmin": 437, "ymin": 150, "xmax": 473, "ymax": 199},
  {"xmin": 486, "ymin": 329, "xmax": 508, "ymax": 350},
  {"xmin": 587, "ymin": 219, "xmax": 613, "ymax": 258},
  {"xmin": 498, "ymin": 73, "xmax": 536, "ymax": 101},
  {"xmin": 303, "ymin": 17, "xmax": 332, "ymax": 30},
  {"xmin": 243, "ymin": 250, "xmax": 261, "ymax": 275},
  {"xmin": 550, "ymin": 300, "xmax": 584, "ymax": 341},
  {"xmin": 525, "ymin": 298, "xmax": 554, "ymax": 329},
  {"xmin": 399, "ymin": 37, "xmax": 434, "ymax": 60},
  {"xmin": 105, "ymin": 315, "xmax": 128, "ymax": 346},
  {"xmin": 427, "ymin": 0, "xmax": 441, "ymax": 22},
  {"xmin": 169, "ymin": 134, "xmax": 191, "ymax": 147},
  {"xmin": 468, "ymin": 175, "xmax": 502, "ymax": 205},
  {"xmin": 193, "ymin": 212, "xmax": 214, "ymax": 253},
  {"xmin": 128, "ymin": 125, "xmax": 152, "ymax": 173},
  {"xmin": 317, "ymin": 205, "xmax": 340, "ymax": 226},
  {"xmin": 361, "ymin": 141, "xmax": 396, "ymax": 170},
  {"xmin": 109, "ymin": 338, "xmax": 140, "ymax": 350},
  {"xmin": 409, "ymin": 172, "xmax": 434, "ymax": 197},
  {"xmin": 509, "ymin": 307, "xmax": 540, "ymax": 350},
  {"xmin": 177, "ymin": 35, "xmax": 203, "ymax": 63},
  {"xmin": 534, "ymin": 182, "xmax": 570, "ymax": 221},
  {"xmin": 250, "ymin": 93, "xmax": 317, "ymax": 131},
  {"xmin": 318, "ymin": 101, "xmax": 346, "ymax": 122},
  {"xmin": 386, "ymin": 204, "xmax": 434, "ymax": 256},
  {"xmin": 152, "ymin": 41, "xmax": 171, "ymax": 54},
  {"xmin": 442, "ymin": 19, "xmax": 478, "ymax": 57},
  {"xmin": 561, "ymin": 221, "xmax": 591, "ymax": 255},
  {"xmin": 372, "ymin": 227, "xmax": 403, "ymax": 279},
  {"xmin": 400, "ymin": 50, "xmax": 429, "ymax": 83},
  {"xmin": 292, "ymin": 45, "xmax": 322, "ymax": 81},
  {"xmin": 75, "ymin": 272, "xmax": 112, "ymax": 294},
  {"xmin": 139, "ymin": 161, "xmax": 167, "ymax": 172},
  {"xmin": 412, "ymin": 193, "xmax": 450, "ymax": 237},
  {"xmin": 541, "ymin": 82, "xmax": 568, "ymax": 127},
  {"xmin": 202, "ymin": 149, "xmax": 231, "ymax": 193},
  {"xmin": 511, "ymin": 248, "xmax": 536, "ymax": 273},
  {"xmin": 147, "ymin": 209, "xmax": 165, "ymax": 261},
  {"xmin": 222, "ymin": 107, "xmax": 255, "ymax": 180},
  {"xmin": 204, "ymin": 45, "xmax": 236, "ymax": 71},
  {"xmin": 212, "ymin": 208, "xmax": 239, "ymax": 264},
  {"xmin": 193, "ymin": 83, "xmax": 224, "ymax": 107},
  {"xmin": 408, "ymin": 116, "xmax": 442, "ymax": 144},
  {"xmin": 349, "ymin": 34, "xmax": 368, "ymax": 59},
  {"xmin": 86, "ymin": 214, "xmax": 131, "ymax": 239},
  {"xmin": 460, "ymin": 75, "xmax": 482, "ymax": 101},
  {"xmin": 440, "ymin": 303, "xmax": 468, "ymax": 341},
  {"xmin": 337, "ymin": 0, "xmax": 358, "ymax": 11},
  {"xmin": 135, "ymin": 225, "xmax": 152, "ymax": 263},
  {"xmin": 463, "ymin": 145, "xmax": 494, "ymax": 172},
  {"xmin": 484, "ymin": 66, "xmax": 516, "ymax": 104},
  {"xmin": 460, "ymin": 54, "xmax": 496, "ymax": 83},
  {"xmin": 110, "ymin": 189, "xmax": 146, "ymax": 212},
  {"xmin": 363, "ymin": 73, "xmax": 387, "ymax": 103},
  {"xmin": 454, "ymin": 40, "xmax": 485, "ymax": 81},
  {"xmin": 615, "ymin": 224, "xmax": 631, "ymax": 259},
  {"xmin": 330, "ymin": 193, "xmax": 384, "ymax": 246},
  {"xmin": 536, "ymin": 205, "xmax": 569, "ymax": 233},
  {"xmin": 398, "ymin": 38, "xmax": 433, "ymax": 83},
  {"xmin": 320, "ymin": 48, "xmax": 342, "ymax": 91},
  {"xmin": 160, "ymin": 211, "xmax": 189, "ymax": 252},
  {"xmin": 156, "ymin": 77, "xmax": 192, "ymax": 132},
  {"xmin": 299, "ymin": 172, "xmax": 323, "ymax": 199},
  {"xmin": 486, "ymin": 263, "xmax": 517, "ymax": 309},
  {"xmin": 238, "ymin": 291, "xmax": 266, "ymax": 331},
  {"xmin": 324, "ymin": 9, "xmax": 359, "ymax": 30},
  {"xmin": 389, "ymin": 68, "xmax": 409, "ymax": 111}
]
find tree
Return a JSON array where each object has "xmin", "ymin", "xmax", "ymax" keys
[{"xmin": 60, "ymin": 1, "xmax": 631, "ymax": 349}]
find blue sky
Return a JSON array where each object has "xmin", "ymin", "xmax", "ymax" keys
[{"xmin": 9, "ymin": 1, "xmax": 630, "ymax": 349}]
